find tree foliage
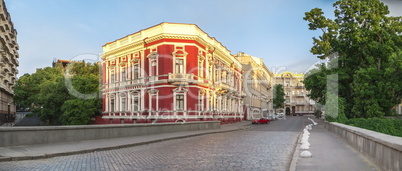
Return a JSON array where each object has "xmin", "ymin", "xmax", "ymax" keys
[
  {"xmin": 14, "ymin": 62, "xmax": 101, "ymax": 125},
  {"xmin": 325, "ymin": 93, "xmax": 348, "ymax": 123},
  {"xmin": 303, "ymin": 0, "xmax": 402, "ymax": 118},
  {"xmin": 273, "ymin": 84, "xmax": 285, "ymax": 113}
]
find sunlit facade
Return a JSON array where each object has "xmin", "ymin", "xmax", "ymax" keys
[
  {"xmin": 275, "ymin": 71, "xmax": 315, "ymax": 115},
  {"xmin": 0, "ymin": 0, "xmax": 18, "ymax": 124},
  {"xmin": 234, "ymin": 52, "xmax": 274, "ymax": 120},
  {"xmin": 100, "ymin": 23, "xmax": 245, "ymax": 124}
]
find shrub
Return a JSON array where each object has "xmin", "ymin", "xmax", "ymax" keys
[{"xmin": 345, "ymin": 118, "xmax": 402, "ymax": 137}]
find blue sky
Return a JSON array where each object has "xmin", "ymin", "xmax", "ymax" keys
[{"xmin": 4, "ymin": 0, "xmax": 402, "ymax": 77}]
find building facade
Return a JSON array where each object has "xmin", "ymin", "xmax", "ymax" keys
[
  {"xmin": 275, "ymin": 71, "xmax": 315, "ymax": 115},
  {"xmin": 234, "ymin": 52, "xmax": 274, "ymax": 120},
  {"xmin": 0, "ymin": 0, "xmax": 18, "ymax": 124},
  {"xmin": 100, "ymin": 23, "xmax": 245, "ymax": 124}
]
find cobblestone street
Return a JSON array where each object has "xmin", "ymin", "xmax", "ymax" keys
[{"xmin": 0, "ymin": 117, "xmax": 304, "ymax": 171}]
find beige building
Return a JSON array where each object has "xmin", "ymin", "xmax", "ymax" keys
[
  {"xmin": 234, "ymin": 52, "xmax": 274, "ymax": 120},
  {"xmin": 275, "ymin": 71, "xmax": 315, "ymax": 115},
  {"xmin": 0, "ymin": 0, "xmax": 19, "ymax": 124}
]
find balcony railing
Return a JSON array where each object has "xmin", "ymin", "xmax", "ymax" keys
[
  {"xmin": 295, "ymin": 86, "xmax": 304, "ymax": 89},
  {"xmin": 215, "ymin": 82, "xmax": 230, "ymax": 90},
  {"xmin": 168, "ymin": 73, "xmax": 195, "ymax": 86}
]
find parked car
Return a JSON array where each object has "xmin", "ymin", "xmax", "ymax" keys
[
  {"xmin": 277, "ymin": 113, "xmax": 285, "ymax": 119},
  {"xmin": 268, "ymin": 114, "xmax": 277, "ymax": 121},
  {"xmin": 252, "ymin": 118, "xmax": 270, "ymax": 124}
]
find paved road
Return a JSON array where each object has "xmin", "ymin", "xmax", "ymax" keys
[{"xmin": 0, "ymin": 116, "xmax": 305, "ymax": 171}]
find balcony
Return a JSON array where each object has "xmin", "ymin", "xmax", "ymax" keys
[
  {"xmin": 215, "ymin": 81, "xmax": 230, "ymax": 90},
  {"xmin": 296, "ymin": 102, "xmax": 305, "ymax": 106},
  {"xmin": 295, "ymin": 86, "xmax": 304, "ymax": 89},
  {"xmin": 295, "ymin": 94, "xmax": 305, "ymax": 97},
  {"xmin": 168, "ymin": 73, "xmax": 195, "ymax": 86}
]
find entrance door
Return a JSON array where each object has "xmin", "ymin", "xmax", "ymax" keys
[{"xmin": 292, "ymin": 106, "xmax": 295, "ymax": 115}]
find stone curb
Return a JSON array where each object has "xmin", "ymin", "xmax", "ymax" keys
[
  {"xmin": 2, "ymin": 125, "xmax": 250, "ymax": 162},
  {"xmin": 289, "ymin": 131, "xmax": 303, "ymax": 171}
]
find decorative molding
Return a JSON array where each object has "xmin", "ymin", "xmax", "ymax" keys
[
  {"xmin": 130, "ymin": 58, "xmax": 140, "ymax": 63},
  {"xmin": 119, "ymin": 62, "xmax": 127, "ymax": 66},
  {"xmin": 107, "ymin": 93, "xmax": 115, "ymax": 98},
  {"xmin": 147, "ymin": 89, "xmax": 159, "ymax": 95},
  {"xmin": 199, "ymin": 89, "xmax": 206, "ymax": 94},
  {"xmin": 147, "ymin": 51, "xmax": 159, "ymax": 59},
  {"xmin": 173, "ymin": 49, "xmax": 188, "ymax": 58},
  {"xmin": 172, "ymin": 86, "xmax": 188, "ymax": 93},
  {"xmin": 119, "ymin": 92, "xmax": 127, "ymax": 97},
  {"xmin": 130, "ymin": 89, "xmax": 141, "ymax": 94}
]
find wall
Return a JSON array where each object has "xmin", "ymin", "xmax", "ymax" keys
[
  {"xmin": 0, "ymin": 121, "xmax": 220, "ymax": 147},
  {"xmin": 325, "ymin": 122, "xmax": 402, "ymax": 171}
]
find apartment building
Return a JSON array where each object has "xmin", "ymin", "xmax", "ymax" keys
[
  {"xmin": 0, "ymin": 0, "xmax": 18, "ymax": 124},
  {"xmin": 275, "ymin": 71, "xmax": 315, "ymax": 115},
  {"xmin": 234, "ymin": 52, "xmax": 274, "ymax": 120}
]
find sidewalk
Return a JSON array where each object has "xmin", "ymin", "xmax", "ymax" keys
[
  {"xmin": 0, "ymin": 121, "xmax": 251, "ymax": 162},
  {"xmin": 293, "ymin": 118, "xmax": 380, "ymax": 171}
]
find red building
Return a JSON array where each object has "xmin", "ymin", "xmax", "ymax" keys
[{"xmin": 99, "ymin": 23, "xmax": 245, "ymax": 124}]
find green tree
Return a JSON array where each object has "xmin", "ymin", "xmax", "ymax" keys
[
  {"xmin": 303, "ymin": 64, "xmax": 328, "ymax": 105},
  {"xmin": 61, "ymin": 99, "xmax": 100, "ymax": 125},
  {"xmin": 14, "ymin": 66, "xmax": 68, "ymax": 124},
  {"xmin": 60, "ymin": 62, "xmax": 101, "ymax": 125},
  {"xmin": 14, "ymin": 62, "xmax": 102, "ymax": 125},
  {"xmin": 273, "ymin": 84, "xmax": 285, "ymax": 114},
  {"xmin": 325, "ymin": 93, "xmax": 348, "ymax": 123},
  {"xmin": 14, "ymin": 73, "xmax": 34, "ymax": 108},
  {"xmin": 303, "ymin": 0, "xmax": 402, "ymax": 118}
]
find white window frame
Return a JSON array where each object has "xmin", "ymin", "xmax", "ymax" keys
[
  {"xmin": 110, "ymin": 70, "xmax": 115, "ymax": 84},
  {"xmin": 175, "ymin": 93, "xmax": 186, "ymax": 111},
  {"xmin": 132, "ymin": 95, "xmax": 140, "ymax": 111},
  {"xmin": 147, "ymin": 51, "xmax": 159, "ymax": 81},
  {"xmin": 175, "ymin": 58, "xmax": 185, "ymax": 74},
  {"xmin": 133, "ymin": 64, "xmax": 139, "ymax": 80},
  {"xmin": 122, "ymin": 68, "xmax": 126, "ymax": 82},
  {"xmin": 110, "ymin": 98, "xmax": 115, "ymax": 112},
  {"xmin": 198, "ymin": 60, "xmax": 204, "ymax": 78},
  {"xmin": 121, "ymin": 97, "xmax": 126, "ymax": 112},
  {"xmin": 173, "ymin": 47, "xmax": 187, "ymax": 75}
]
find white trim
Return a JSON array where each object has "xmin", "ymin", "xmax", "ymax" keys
[
  {"xmin": 173, "ymin": 92, "xmax": 187, "ymax": 111},
  {"xmin": 173, "ymin": 46, "xmax": 188, "ymax": 74}
]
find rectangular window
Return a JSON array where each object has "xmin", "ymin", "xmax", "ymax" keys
[
  {"xmin": 199, "ymin": 95, "xmax": 204, "ymax": 111},
  {"xmin": 133, "ymin": 97, "xmax": 139, "ymax": 111},
  {"xmin": 122, "ymin": 70, "xmax": 126, "ymax": 82},
  {"xmin": 215, "ymin": 98, "xmax": 218, "ymax": 111},
  {"xmin": 176, "ymin": 94, "xmax": 184, "ymax": 110},
  {"xmin": 199, "ymin": 61, "xmax": 204, "ymax": 77},
  {"xmin": 209, "ymin": 66, "xmax": 213, "ymax": 80},
  {"xmin": 221, "ymin": 99, "xmax": 224, "ymax": 111},
  {"xmin": 110, "ymin": 99, "xmax": 115, "ymax": 112},
  {"xmin": 121, "ymin": 97, "xmax": 126, "ymax": 111},
  {"xmin": 209, "ymin": 96, "xmax": 213, "ymax": 110},
  {"xmin": 175, "ymin": 59, "xmax": 184, "ymax": 74},
  {"xmin": 133, "ymin": 65, "xmax": 139, "ymax": 80},
  {"xmin": 111, "ymin": 71, "xmax": 115, "ymax": 83}
]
